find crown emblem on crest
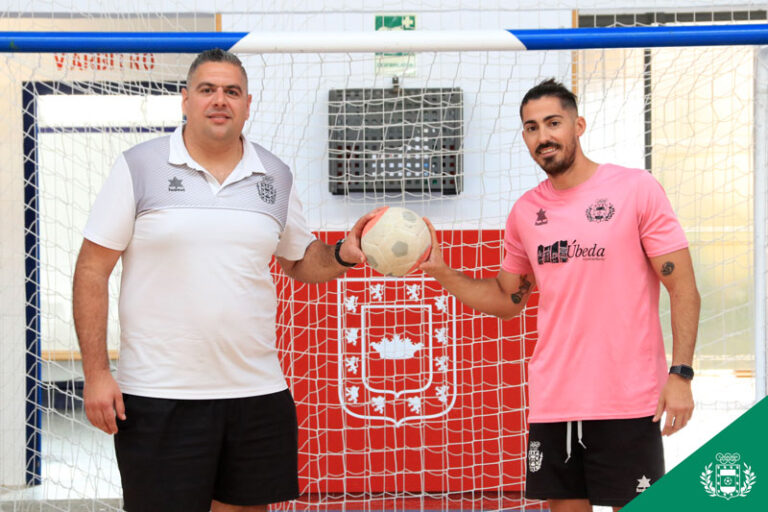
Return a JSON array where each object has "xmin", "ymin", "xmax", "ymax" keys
[
  {"xmin": 370, "ymin": 334, "xmax": 423, "ymax": 360},
  {"xmin": 716, "ymin": 453, "xmax": 741, "ymax": 464}
]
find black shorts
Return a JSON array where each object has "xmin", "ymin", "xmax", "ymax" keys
[
  {"xmin": 114, "ymin": 389, "xmax": 299, "ymax": 512},
  {"xmin": 525, "ymin": 416, "xmax": 664, "ymax": 508}
]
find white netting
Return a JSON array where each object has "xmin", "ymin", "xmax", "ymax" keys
[{"xmin": 1, "ymin": 3, "xmax": 766, "ymax": 511}]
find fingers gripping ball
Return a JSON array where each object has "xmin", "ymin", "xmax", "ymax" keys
[{"xmin": 361, "ymin": 207, "xmax": 431, "ymax": 277}]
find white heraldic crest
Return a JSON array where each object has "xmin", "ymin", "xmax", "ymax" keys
[
  {"xmin": 338, "ymin": 277, "xmax": 457, "ymax": 426},
  {"xmin": 700, "ymin": 452, "xmax": 756, "ymax": 500}
]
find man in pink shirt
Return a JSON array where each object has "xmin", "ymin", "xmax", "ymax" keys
[{"xmin": 420, "ymin": 79, "xmax": 700, "ymax": 511}]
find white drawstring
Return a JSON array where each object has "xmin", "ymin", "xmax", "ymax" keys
[{"xmin": 564, "ymin": 421, "xmax": 587, "ymax": 463}]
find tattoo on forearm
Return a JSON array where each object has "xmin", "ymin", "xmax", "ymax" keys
[
  {"xmin": 661, "ymin": 261, "xmax": 675, "ymax": 276},
  {"xmin": 510, "ymin": 274, "xmax": 532, "ymax": 304}
]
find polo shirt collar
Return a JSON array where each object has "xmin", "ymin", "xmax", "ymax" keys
[{"xmin": 168, "ymin": 125, "xmax": 267, "ymax": 178}]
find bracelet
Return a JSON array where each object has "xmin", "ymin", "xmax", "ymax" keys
[
  {"xmin": 669, "ymin": 364, "xmax": 694, "ymax": 380},
  {"xmin": 334, "ymin": 238, "xmax": 357, "ymax": 267}
]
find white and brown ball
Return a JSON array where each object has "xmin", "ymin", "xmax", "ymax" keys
[{"xmin": 361, "ymin": 206, "xmax": 431, "ymax": 277}]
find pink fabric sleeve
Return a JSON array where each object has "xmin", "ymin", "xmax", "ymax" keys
[
  {"xmin": 502, "ymin": 205, "xmax": 533, "ymax": 275},
  {"xmin": 637, "ymin": 174, "xmax": 689, "ymax": 257}
]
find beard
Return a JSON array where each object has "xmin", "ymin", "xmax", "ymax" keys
[{"xmin": 536, "ymin": 142, "xmax": 576, "ymax": 177}]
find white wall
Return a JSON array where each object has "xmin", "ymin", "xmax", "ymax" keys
[
  {"xmin": 0, "ymin": 58, "xmax": 27, "ymax": 486},
  {"xmin": 225, "ymin": 9, "xmax": 574, "ymax": 230}
]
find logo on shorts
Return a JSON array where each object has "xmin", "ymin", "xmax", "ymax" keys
[
  {"xmin": 535, "ymin": 209, "xmax": 548, "ymax": 226},
  {"xmin": 700, "ymin": 452, "xmax": 756, "ymax": 500},
  {"xmin": 585, "ymin": 198, "xmax": 615, "ymax": 223},
  {"xmin": 528, "ymin": 441, "xmax": 543, "ymax": 473},
  {"xmin": 636, "ymin": 475, "xmax": 652, "ymax": 493},
  {"xmin": 168, "ymin": 177, "xmax": 185, "ymax": 192},
  {"xmin": 256, "ymin": 175, "xmax": 277, "ymax": 204}
]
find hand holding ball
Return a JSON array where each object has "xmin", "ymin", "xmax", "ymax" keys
[{"xmin": 361, "ymin": 207, "xmax": 431, "ymax": 277}]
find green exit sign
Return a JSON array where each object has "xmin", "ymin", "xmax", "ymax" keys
[{"xmin": 375, "ymin": 14, "xmax": 417, "ymax": 76}]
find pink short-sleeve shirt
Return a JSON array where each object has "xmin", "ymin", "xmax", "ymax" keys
[{"xmin": 502, "ymin": 164, "xmax": 688, "ymax": 422}]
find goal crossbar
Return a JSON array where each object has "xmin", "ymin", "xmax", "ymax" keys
[{"xmin": 2, "ymin": 24, "xmax": 768, "ymax": 53}]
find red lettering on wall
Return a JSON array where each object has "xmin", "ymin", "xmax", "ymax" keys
[
  {"xmin": 94, "ymin": 53, "xmax": 107, "ymax": 71},
  {"xmin": 143, "ymin": 53, "xmax": 156, "ymax": 70},
  {"xmin": 52, "ymin": 53, "xmax": 157, "ymax": 71}
]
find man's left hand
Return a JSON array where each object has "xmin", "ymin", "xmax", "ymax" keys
[{"xmin": 653, "ymin": 374, "xmax": 694, "ymax": 436}]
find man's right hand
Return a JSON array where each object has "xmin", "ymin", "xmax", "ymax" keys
[
  {"xmin": 417, "ymin": 217, "xmax": 534, "ymax": 320},
  {"xmin": 419, "ymin": 217, "xmax": 447, "ymax": 277},
  {"xmin": 83, "ymin": 370, "xmax": 125, "ymax": 435}
]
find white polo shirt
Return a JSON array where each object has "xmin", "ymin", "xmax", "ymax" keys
[{"xmin": 84, "ymin": 127, "xmax": 315, "ymax": 399}]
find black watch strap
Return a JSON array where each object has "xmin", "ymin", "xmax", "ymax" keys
[
  {"xmin": 669, "ymin": 364, "xmax": 694, "ymax": 380},
  {"xmin": 334, "ymin": 238, "xmax": 357, "ymax": 268}
]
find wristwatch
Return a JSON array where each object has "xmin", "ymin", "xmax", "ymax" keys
[
  {"xmin": 334, "ymin": 238, "xmax": 357, "ymax": 268},
  {"xmin": 669, "ymin": 364, "xmax": 694, "ymax": 380}
]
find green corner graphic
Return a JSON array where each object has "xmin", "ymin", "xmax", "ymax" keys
[{"xmin": 624, "ymin": 396, "xmax": 767, "ymax": 511}]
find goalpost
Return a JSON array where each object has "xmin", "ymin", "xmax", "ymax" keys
[{"xmin": 1, "ymin": 4, "xmax": 767, "ymax": 511}]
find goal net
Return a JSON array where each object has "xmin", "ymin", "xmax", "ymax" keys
[{"xmin": 0, "ymin": 3, "xmax": 766, "ymax": 511}]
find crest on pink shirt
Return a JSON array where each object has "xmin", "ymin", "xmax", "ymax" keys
[{"xmin": 585, "ymin": 198, "xmax": 615, "ymax": 223}]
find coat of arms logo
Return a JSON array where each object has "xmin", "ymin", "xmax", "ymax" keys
[
  {"xmin": 338, "ymin": 277, "xmax": 456, "ymax": 426},
  {"xmin": 700, "ymin": 452, "xmax": 756, "ymax": 500},
  {"xmin": 256, "ymin": 175, "xmax": 277, "ymax": 204},
  {"xmin": 585, "ymin": 198, "xmax": 615, "ymax": 223},
  {"xmin": 528, "ymin": 441, "xmax": 543, "ymax": 473}
]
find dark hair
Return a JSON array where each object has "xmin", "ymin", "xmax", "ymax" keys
[
  {"xmin": 186, "ymin": 48, "xmax": 248, "ymax": 87},
  {"xmin": 519, "ymin": 78, "xmax": 578, "ymax": 118}
]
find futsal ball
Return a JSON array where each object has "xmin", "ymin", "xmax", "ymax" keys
[{"xmin": 361, "ymin": 206, "xmax": 431, "ymax": 277}]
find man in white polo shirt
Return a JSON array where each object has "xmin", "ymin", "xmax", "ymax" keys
[{"xmin": 73, "ymin": 49, "xmax": 372, "ymax": 512}]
